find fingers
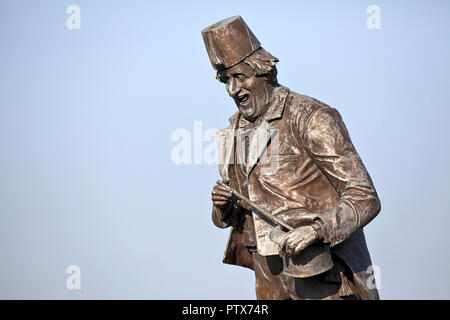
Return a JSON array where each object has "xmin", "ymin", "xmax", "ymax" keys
[
  {"xmin": 213, "ymin": 201, "xmax": 228, "ymax": 207},
  {"xmin": 213, "ymin": 183, "xmax": 232, "ymax": 193},
  {"xmin": 212, "ymin": 181, "xmax": 233, "ymax": 208},
  {"xmin": 212, "ymin": 181, "xmax": 232, "ymax": 200},
  {"xmin": 212, "ymin": 194, "xmax": 229, "ymax": 201},
  {"xmin": 279, "ymin": 228, "xmax": 314, "ymax": 257},
  {"xmin": 279, "ymin": 234, "xmax": 291, "ymax": 255},
  {"xmin": 216, "ymin": 180, "xmax": 228, "ymax": 187},
  {"xmin": 212, "ymin": 195, "xmax": 229, "ymax": 203},
  {"xmin": 216, "ymin": 180, "xmax": 232, "ymax": 192},
  {"xmin": 211, "ymin": 190, "xmax": 232, "ymax": 206},
  {"xmin": 212, "ymin": 190, "xmax": 231, "ymax": 205},
  {"xmin": 212, "ymin": 188, "xmax": 232, "ymax": 198},
  {"xmin": 285, "ymin": 235, "xmax": 300, "ymax": 256}
]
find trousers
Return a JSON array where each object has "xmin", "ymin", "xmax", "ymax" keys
[{"xmin": 251, "ymin": 248, "xmax": 357, "ymax": 300}]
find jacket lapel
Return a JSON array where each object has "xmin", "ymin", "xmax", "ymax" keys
[
  {"xmin": 216, "ymin": 85, "xmax": 290, "ymax": 179},
  {"xmin": 245, "ymin": 120, "xmax": 276, "ymax": 175},
  {"xmin": 216, "ymin": 113, "xmax": 239, "ymax": 182},
  {"xmin": 245, "ymin": 86, "xmax": 290, "ymax": 176}
]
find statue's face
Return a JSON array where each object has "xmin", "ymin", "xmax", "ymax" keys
[{"xmin": 219, "ymin": 62, "xmax": 272, "ymax": 122}]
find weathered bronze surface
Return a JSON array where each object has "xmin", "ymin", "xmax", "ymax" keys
[
  {"xmin": 221, "ymin": 180, "xmax": 334, "ymax": 278},
  {"xmin": 203, "ymin": 16, "xmax": 381, "ymax": 300}
]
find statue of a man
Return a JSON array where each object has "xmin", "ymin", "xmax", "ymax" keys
[{"xmin": 202, "ymin": 16, "xmax": 381, "ymax": 300}]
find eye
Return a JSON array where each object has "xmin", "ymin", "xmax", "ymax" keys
[{"xmin": 233, "ymin": 73, "xmax": 247, "ymax": 81}]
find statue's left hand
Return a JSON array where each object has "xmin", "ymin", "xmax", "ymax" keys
[{"xmin": 278, "ymin": 225, "xmax": 318, "ymax": 257}]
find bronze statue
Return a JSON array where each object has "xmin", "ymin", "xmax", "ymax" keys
[{"xmin": 202, "ymin": 16, "xmax": 381, "ymax": 300}]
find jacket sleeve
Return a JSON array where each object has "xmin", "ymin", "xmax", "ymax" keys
[
  {"xmin": 303, "ymin": 107, "xmax": 381, "ymax": 246},
  {"xmin": 211, "ymin": 202, "xmax": 234, "ymax": 229}
]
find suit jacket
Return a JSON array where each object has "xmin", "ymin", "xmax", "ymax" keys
[{"xmin": 212, "ymin": 85, "xmax": 381, "ymax": 299}]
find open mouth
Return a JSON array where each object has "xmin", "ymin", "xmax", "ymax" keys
[{"xmin": 237, "ymin": 94, "xmax": 249, "ymax": 104}]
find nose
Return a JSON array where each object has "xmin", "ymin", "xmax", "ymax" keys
[{"xmin": 226, "ymin": 77, "xmax": 240, "ymax": 98}]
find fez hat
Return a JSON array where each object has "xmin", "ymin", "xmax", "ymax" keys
[{"xmin": 202, "ymin": 15, "xmax": 261, "ymax": 71}]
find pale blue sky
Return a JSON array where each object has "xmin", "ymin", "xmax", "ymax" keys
[{"xmin": 1, "ymin": 0, "xmax": 449, "ymax": 299}]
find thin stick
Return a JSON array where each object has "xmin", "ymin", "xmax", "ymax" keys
[{"xmin": 217, "ymin": 180, "xmax": 293, "ymax": 231}]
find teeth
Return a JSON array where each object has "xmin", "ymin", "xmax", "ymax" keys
[{"xmin": 239, "ymin": 95, "xmax": 248, "ymax": 102}]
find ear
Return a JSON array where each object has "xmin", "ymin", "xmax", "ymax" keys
[{"xmin": 216, "ymin": 70, "xmax": 228, "ymax": 83}]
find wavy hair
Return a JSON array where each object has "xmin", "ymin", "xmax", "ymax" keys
[{"xmin": 216, "ymin": 48, "xmax": 279, "ymax": 85}]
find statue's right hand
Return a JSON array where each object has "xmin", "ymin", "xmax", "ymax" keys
[{"xmin": 211, "ymin": 180, "xmax": 233, "ymax": 208}]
